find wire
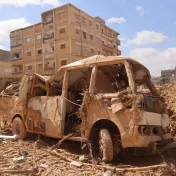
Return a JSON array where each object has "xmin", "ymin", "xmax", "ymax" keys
[{"xmin": 61, "ymin": 96, "xmax": 81, "ymax": 107}]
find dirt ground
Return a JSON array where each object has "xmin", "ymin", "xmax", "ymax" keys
[{"xmin": 0, "ymin": 132, "xmax": 176, "ymax": 176}]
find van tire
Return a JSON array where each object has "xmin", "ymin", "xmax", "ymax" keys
[
  {"xmin": 99, "ymin": 129, "xmax": 113, "ymax": 162},
  {"xmin": 12, "ymin": 117, "xmax": 27, "ymax": 140}
]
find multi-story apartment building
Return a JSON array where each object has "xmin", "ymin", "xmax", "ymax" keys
[
  {"xmin": 151, "ymin": 67, "xmax": 176, "ymax": 84},
  {"xmin": 10, "ymin": 3, "xmax": 121, "ymax": 78}
]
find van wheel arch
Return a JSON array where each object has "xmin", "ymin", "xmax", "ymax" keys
[
  {"xmin": 12, "ymin": 114, "xmax": 24, "ymax": 123},
  {"xmin": 89, "ymin": 119, "xmax": 122, "ymax": 161}
]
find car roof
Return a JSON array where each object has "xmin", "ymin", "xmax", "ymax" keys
[{"xmin": 48, "ymin": 55, "xmax": 150, "ymax": 83}]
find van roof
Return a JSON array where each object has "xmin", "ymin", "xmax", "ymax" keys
[{"xmin": 48, "ymin": 55, "xmax": 150, "ymax": 83}]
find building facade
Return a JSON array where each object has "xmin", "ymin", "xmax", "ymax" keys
[
  {"xmin": 0, "ymin": 49, "xmax": 15, "ymax": 90},
  {"xmin": 161, "ymin": 67, "xmax": 176, "ymax": 83},
  {"xmin": 10, "ymin": 3, "xmax": 121, "ymax": 78},
  {"xmin": 151, "ymin": 67, "xmax": 176, "ymax": 85},
  {"xmin": 0, "ymin": 49, "xmax": 12, "ymax": 79}
]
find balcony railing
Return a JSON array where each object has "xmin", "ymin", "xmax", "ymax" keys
[
  {"xmin": 43, "ymin": 17, "xmax": 53, "ymax": 24},
  {"xmin": 11, "ymin": 43, "xmax": 22, "ymax": 48},
  {"xmin": 12, "ymin": 71, "xmax": 23, "ymax": 75},
  {"xmin": 43, "ymin": 33, "xmax": 54, "ymax": 40},
  {"xmin": 102, "ymin": 31, "xmax": 113, "ymax": 38},
  {"xmin": 117, "ymin": 49, "xmax": 121, "ymax": 55},
  {"xmin": 116, "ymin": 39, "xmax": 121, "ymax": 45},
  {"xmin": 11, "ymin": 57, "xmax": 22, "ymax": 61},
  {"xmin": 45, "ymin": 66, "xmax": 55, "ymax": 71},
  {"xmin": 102, "ymin": 43, "xmax": 113, "ymax": 49},
  {"xmin": 44, "ymin": 52, "xmax": 55, "ymax": 59}
]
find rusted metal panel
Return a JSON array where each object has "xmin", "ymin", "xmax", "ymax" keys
[{"xmin": 26, "ymin": 96, "xmax": 61, "ymax": 137}]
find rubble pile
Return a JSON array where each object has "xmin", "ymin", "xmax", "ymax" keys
[
  {"xmin": 0, "ymin": 83, "xmax": 20, "ymax": 96},
  {"xmin": 157, "ymin": 82, "xmax": 176, "ymax": 115}
]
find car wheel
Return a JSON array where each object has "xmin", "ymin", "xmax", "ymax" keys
[
  {"xmin": 99, "ymin": 129, "xmax": 113, "ymax": 162},
  {"xmin": 12, "ymin": 117, "xmax": 27, "ymax": 140}
]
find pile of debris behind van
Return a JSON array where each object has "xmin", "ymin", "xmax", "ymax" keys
[{"xmin": 157, "ymin": 82, "xmax": 176, "ymax": 115}]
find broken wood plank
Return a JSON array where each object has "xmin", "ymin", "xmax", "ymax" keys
[
  {"xmin": 51, "ymin": 133, "xmax": 73, "ymax": 150},
  {"xmin": 0, "ymin": 168, "xmax": 37, "ymax": 174}
]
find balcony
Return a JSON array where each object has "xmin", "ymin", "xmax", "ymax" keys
[
  {"xmin": 11, "ymin": 42, "xmax": 22, "ymax": 48},
  {"xmin": 116, "ymin": 39, "xmax": 121, "ymax": 45},
  {"xmin": 11, "ymin": 54, "xmax": 22, "ymax": 61},
  {"xmin": 11, "ymin": 57, "xmax": 22, "ymax": 62},
  {"xmin": 44, "ymin": 52, "xmax": 55, "ymax": 59},
  {"xmin": 117, "ymin": 49, "xmax": 121, "ymax": 55},
  {"xmin": 102, "ymin": 43, "xmax": 113, "ymax": 50},
  {"xmin": 43, "ymin": 32, "xmax": 54, "ymax": 40},
  {"xmin": 43, "ymin": 17, "xmax": 53, "ymax": 24},
  {"xmin": 102, "ymin": 31, "xmax": 113, "ymax": 38},
  {"xmin": 12, "ymin": 71, "xmax": 23, "ymax": 75},
  {"xmin": 45, "ymin": 66, "xmax": 55, "ymax": 71}
]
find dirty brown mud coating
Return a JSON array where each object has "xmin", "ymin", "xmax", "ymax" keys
[{"xmin": 0, "ymin": 56, "xmax": 175, "ymax": 174}]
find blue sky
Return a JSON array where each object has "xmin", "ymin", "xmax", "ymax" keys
[{"xmin": 0, "ymin": 0, "xmax": 175, "ymax": 76}]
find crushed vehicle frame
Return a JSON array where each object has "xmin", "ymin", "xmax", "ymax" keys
[{"xmin": 0, "ymin": 55, "xmax": 172, "ymax": 162}]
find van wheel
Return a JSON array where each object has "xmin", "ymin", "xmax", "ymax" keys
[
  {"xmin": 99, "ymin": 129, "xmax": 113, "ymax": 162},
  {"xmin": 12, "ymin": 117, "xmax": 27, "ymax": 140}
]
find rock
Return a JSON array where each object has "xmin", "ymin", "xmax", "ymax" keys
[
  {"xmin": 79, "ymin": 155, "xmax": 87, "ymax": 162},
  {"xmin": 103, "ymin": 171, "xmax": 112, "ymax": 176},
  {"xmin": 39, "ymin": 164, "xmax": 48, "ymax": 168},
  {"xmin": 70, "ymin": 161, "xmax": 83, "ymax": 168},
  {"xmin": 13, "ymin": 156, "xmax": 26, "ymax": 163}
]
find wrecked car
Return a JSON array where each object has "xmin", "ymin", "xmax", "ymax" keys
[{"xmin": 0, "ymin": 55, "xmax": 173, "ymax": 162}]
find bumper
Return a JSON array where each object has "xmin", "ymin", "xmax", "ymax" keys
[{"xmin": 122, "ymin": 126, "xmax": 172, "ymax": 148}]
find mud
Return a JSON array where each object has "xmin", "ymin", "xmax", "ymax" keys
[{"xmin": 0, "ymin": 132, "xmax": 175, "ymax": 176}]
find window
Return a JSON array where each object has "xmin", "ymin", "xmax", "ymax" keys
[
  {"xmin": 91, "ymin": 49, "xmax": 94, "ymax": 54},
  {"xmin": 83, "ymin": 32, "xmax": 86, "ymax": 39},
  {"xmin": 36, "ymin": 35, "xmax": 42, "ymax": 40},
  {"xmin": 60, "ymin": 28, "xmax": 65, "ymax": 34},
  {"xmin": 27, "ymin": 65, "xmax": 33, "ymax": 70},
  {"xmin": 76, "ymin": 44, "xmax": 81, "ymax": 51},
  {"xmin": 38, "ymin": 64, "xmax": 42, "ymax": 69},
  {"xmin": 82, "ymin": 16, "xmax": 86, "ymax": 24},
  {"xmin": 97, "ymin": 51, "xmax": 101, "ymax": 55},
  {"xmin": 76, "ymin": 29, "xmax": 80, "ymax": 34},
  {"xmin": 27, "ymin": 52, "xmax": 31, "ymax": 56},
  {"xmin": 75, "ymin": 13, "xmax": 80, "ymax": 21},
  {"xmin": 14, "ymin": 67, "xmax": 19, "ymax": 73},
  {"xmin": 114, "ymin": 45, "xmax": 116, "ymax": 49},
  {"xmin": 89, "ymin": 20, "xmax": 92, "ymax": 26},
  {"xmin": 59, "ymin": 11, "xmax": 65, "ymax": 19},
  {"xmin": 38, "ymin": 50, "xmax": 42, "ymax": 54},
  {"xmin": 60, "ymin": 44, "xmax": 66, "ymax": 49},
  {"xmin": 96, "ymin": 37, "xmax": 100, "ymax": 43},
  {"xmin": 14, "ymin": 53, "xmax": 19, "ymax": 59},
  {"xmin": 12, "ymin": 41, "xmax": 17, "ymax": 46},
  {"xmin": 96, "ymin": 24, "xmax": 99, "ymax": 30},
  {"xmin": 26, "ymin": 37, "xmax": 31, "ymax": 43},
  {"xmin": 90, "ymin": 34, "xmax": 93, "ymax": 40},
  {"xmin": 61, "ymin": 60, "xmax": 67, "ymax": 66}
]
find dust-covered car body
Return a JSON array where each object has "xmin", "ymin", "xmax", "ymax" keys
[{"xmin": 0, "ymin": 55, "xmax": 172, "ymax": 154}]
